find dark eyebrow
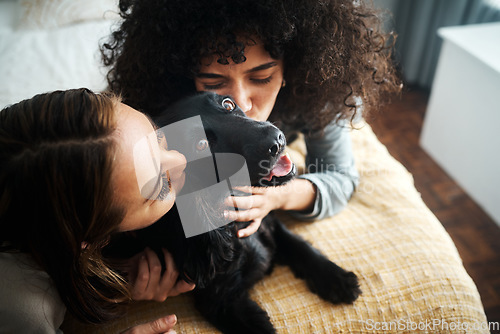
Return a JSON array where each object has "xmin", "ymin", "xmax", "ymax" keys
[
  {"xmin": 195, "ymin": 62, "xmax": 278, "ymax": 78},
  {"xmin": 196, "ymin": 73, "xmax": 224, "ymax": 79},
  {"xmin": 245, "ymin": 62, "xmax": 278, "ymax": 74}
]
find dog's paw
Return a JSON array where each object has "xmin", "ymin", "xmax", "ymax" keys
[{"xmin": 307, "ymin": 262, "xmax": 362, "ymax": 304}]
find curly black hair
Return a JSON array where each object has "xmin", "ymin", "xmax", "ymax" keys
[{"xmin": 102, "ymin": 0, "xmax": 401, "ymax": 130}]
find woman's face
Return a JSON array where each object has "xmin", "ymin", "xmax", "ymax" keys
[
  {"xmin": 194, "ymin": 39, "xmax": 284, "ymax": 122},
  {"xmin": 112, "ymin": 103, "xmax": 186, "ymax": 232}
]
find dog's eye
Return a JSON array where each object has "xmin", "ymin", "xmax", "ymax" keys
[
  {"xmin": 196, "ymin": 138, "xmax": 209, "ymax": 151},
  {"xmin": 221, "ymin": 98, "xmax": 235, "ymax": 112}
]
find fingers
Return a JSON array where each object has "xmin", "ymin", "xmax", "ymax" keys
[
  {"xmin": 131, "ymin": 248, "xmax": 195, "ymax": 302},
  {"xmin": 224, "ymin": 187, "xmax": 278, "ymax": 220},
  {"xmin": 237, "ymin": 218, "xmax": 262, "ymax": 238},
  {"xmin": 169, "ymin": 279, "xmax": 196, "ymax": 297},
  {"xmin": 155, "ymin": 249, "xmax": 178, "ymax": 301},
  {"xmin": 131, "ymin": 248, "xmax": 162, "ymax": 300},
  {"xmin": 131, "ymin": 254, "xmax": 150, "ymax": 299},
  {"xmin": 145, "ymin": 248, "xmax": 162, "ymax": 295},
  {"xmin": 223, "ymin": 192, "xmax": 266, "ymax": 223},
  {"xmin": 224, "ymin": 207, "xmax": 263, "ymax": 223},
  {"xmin": 224, "ymin": 194, "xmax": 256, "ymax": 210},
  {"xmin": 158, "ymin": 249, "xmax": 194, "ymax": 299},
  {"xmin": 232, "ymin": 186, "xmax": 268, "ymax": 195},
  {"xmin": 121, "ymin": 314, "xmax": 177, "ymax": 334}
]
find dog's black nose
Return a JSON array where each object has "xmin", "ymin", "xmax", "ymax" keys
[{"xmin": 268, "ymin": 132, "xmax": 285, "ymax": 157}]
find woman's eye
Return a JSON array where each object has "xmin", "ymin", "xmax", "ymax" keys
[
  {"xmin": 155, "ymin": 172, "xmax": 171, "ymax": 201},
  {"xmin": 196, "ymin": 138, "xmax": 209, "ymax": 151},
  {"xmin": 203, "ymin": 83, "xmax": 224, "ymax": 90},
  {"xmin": 251, "ymin": 76, "xmax": 272, "ymax": 85},
  {"xmin": 221, "ymin": 98, "xmax": 235, "ymax": 111}
]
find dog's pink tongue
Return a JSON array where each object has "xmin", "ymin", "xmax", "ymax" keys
[{"xmin": 264, "ymin": 152, "xmax": 293, "ymax": 181}]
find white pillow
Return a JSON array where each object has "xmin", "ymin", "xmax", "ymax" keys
[
  {"xmin": 0, "ymin": 0, "xmax": 20, "ymax": 30},
  {"xmin": 18, "ymin": 0, "xmax": 119, "ymax": 29},
  {"xmin": 0, "ymin": 20, "xmax": 116, "ymax": 108}
]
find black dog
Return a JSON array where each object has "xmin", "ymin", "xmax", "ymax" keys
[{"xmin": 126, "ymin": 92, "xmax": 361, "ymax": 333}]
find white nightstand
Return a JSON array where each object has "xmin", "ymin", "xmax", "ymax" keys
[{"xmin": 420, "ymin": 22, "xmax": 500, "ymax": 226}]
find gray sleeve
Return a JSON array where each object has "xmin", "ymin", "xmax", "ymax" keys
[
  {"xmin": 0, "ymin": 253, "xmax": 66, "ymax": 334},
  {"xmin": 288, "ymin": 120, "xmax": 359, "ymax": 220}
]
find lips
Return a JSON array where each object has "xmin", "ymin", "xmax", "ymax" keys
[{"xmin": 263, "ymin": 152, "xmax": 294, "ymax": 181}]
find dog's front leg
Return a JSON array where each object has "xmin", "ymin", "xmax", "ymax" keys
[
  {"xmin": 194, "ymin": 287, "xmax": 276, "ymax": 334},
  {"xmin": 273, "ymin": 219, "xmax": 361, "ymax": 304}
]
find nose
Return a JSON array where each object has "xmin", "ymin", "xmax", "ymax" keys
[
  {"xmin": 268, "ymin": 130, "xmax": 286, "ymax": 158},
  {"xmin": 161, "ymin": 149, "xmax": 187, "ymax": 178},
  {"xmin": 231, "ymin": 83, "xmax": 252, "ymax": 113}
]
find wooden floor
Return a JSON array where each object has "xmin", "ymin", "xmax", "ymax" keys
[{"xmin": 366, "ymin": 87, "xmax": 500, "ymax": 324}]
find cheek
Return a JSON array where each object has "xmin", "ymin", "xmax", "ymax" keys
[
  {"xmin": 118, "ymin": 199, "xmax": 176, "ymax": 232},
  {"xmin": 257, "ymin": 86, "xmax": 281, "ymax": 119},
  {"xmin": 151, "ymin": 193, "xmax": 177, "ymax": 222},
  {"xmin": 194, "ymin": 80, "xmax": 203, "ymax": 91},
  {"xmin": 158, "ymin": 196, "xmax": 175, "ymax": 216}
]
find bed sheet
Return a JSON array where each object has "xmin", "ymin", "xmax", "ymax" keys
[{"xmin": 62, "ymin": 126, "xmax": 489, "ymax": 333}]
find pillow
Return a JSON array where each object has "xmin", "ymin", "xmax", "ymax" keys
[
  {"xmin": 0, "ymin": 20, "xmax": 116, "ymax": 109},
  {"xmin": 18, "ymin": 0, "xmax": 119, "ymax": 29},
  {"xmin": 0, "ymin": 0, "xmax": 20, "ymax": 30}
]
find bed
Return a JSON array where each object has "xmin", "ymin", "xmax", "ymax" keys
[{"xmin": 0, "ymin": 1, "xmax": 489, "ymax": 333}]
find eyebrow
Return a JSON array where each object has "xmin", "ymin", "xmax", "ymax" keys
[
  {"xmin": 246, "ymin": 62, "xmax": 278, "ymax": 73},
  {"xmin": 196, "ymin": 61, "xmax": 278, "ymax": 78}
]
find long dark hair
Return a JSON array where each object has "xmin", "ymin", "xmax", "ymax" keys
[
  {"xmin": 102, "ymin": 0, "xmax": 401, "ymax": 130},
  {"xmin": 0, "ymin": 88, "xmax": 129, "ymax": 323}
]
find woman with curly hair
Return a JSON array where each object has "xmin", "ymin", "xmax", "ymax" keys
[
  {"xmin": 0, "ymin": 89, "xmax": 193, "ymax": 333},
  {"xmin": 102, "ymin": 0, "xmax": 401, "ymax": 236}
]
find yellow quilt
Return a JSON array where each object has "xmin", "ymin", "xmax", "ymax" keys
[{"xmin": 63, "ymin": 123, "xmax": 488, "ymax": 333}]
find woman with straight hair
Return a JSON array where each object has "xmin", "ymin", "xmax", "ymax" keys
[{"xmin": 0, "ymin": 88, "xmax": 193, "ymax": 333}]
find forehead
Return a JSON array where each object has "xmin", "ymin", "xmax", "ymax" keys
[
  {"xmin": 112, "ymin": 103, "xmax": 160, "ymax": 202},
  {"xmin": 115, "ymin": 103, "xmax": 155, "ymax": 138},
  {"xmin": 113, "ymin": 103, "xmax": 158, "ymax": 180},
  {"xmin": 199, "ymin": 42, "xmax": 276, "ymax": 72}
]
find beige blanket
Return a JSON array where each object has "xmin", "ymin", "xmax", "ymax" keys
[{"xmin": 63, "ymin": 123, "xmax": 488, "ymax": 333}]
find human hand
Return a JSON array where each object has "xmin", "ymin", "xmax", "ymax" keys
[
  {"xmin": 127, "ymin": 247, "xmax": 195, "ymax": 302},
  {"xmin": 224, "ymin": 186, "xmax": 284, "ymax": 238},
  {"xmin": 224, "ymin": 179, "xmax": 317, "ymax": 237},
  {"xmin": 121, "ymin": 314, "xmax": 177, "ymax": 334}
]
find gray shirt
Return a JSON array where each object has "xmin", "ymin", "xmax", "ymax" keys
[
  {"xmin": 285, "ymin": 120, "xmax": 359, "ymax": 220},
  {"xmin": 0, "ymin": 252, "xmax": 65, "ymax": 333}
]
